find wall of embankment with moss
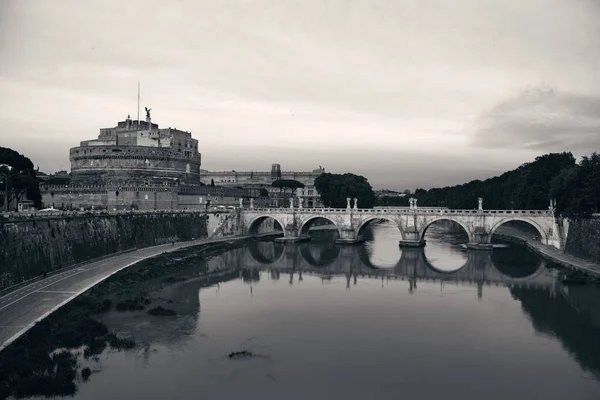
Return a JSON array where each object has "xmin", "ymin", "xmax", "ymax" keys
[
  {"xmin": 564, "ymin": 218, "xmax": 600, "ymax": 264},
  {"xmin": 0, "ymin": 212, "xmax": 208, "ymax": 290}
]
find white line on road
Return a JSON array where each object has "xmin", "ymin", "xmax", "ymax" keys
[
  {"xmin": 0, "ymin": 269, "xmax": 90, "ymax": 311},
  {"xmin": 37, "ymin": 290, "xmax": 79, "ymax": 294}
]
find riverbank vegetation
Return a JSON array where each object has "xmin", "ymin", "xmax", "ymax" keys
[
  {"xmin": 0, "ymin": 239, "xmax": 251, "ymax": 399},
  {"xmin": 377, "ymin": 152, "xmax": 600, "ymax": 218}
]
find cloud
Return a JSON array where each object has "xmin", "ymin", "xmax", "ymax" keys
[{"xmin": 474, "ymin": 86, "xmax": 600, "ymax": 154}]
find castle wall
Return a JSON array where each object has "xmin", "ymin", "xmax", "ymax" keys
[
  {"xmin": 0, "ymin": 212, "xmax": 208, "ymax": 290},
  {"xmin": 70, "ymin": 146, "xmax": 201, "ymax": 185},
  {"xmin": 40, "ymin": 185, "xmax": 255, "ymax": 211}
]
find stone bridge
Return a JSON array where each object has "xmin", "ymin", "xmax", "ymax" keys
[{"xmin": 239, "ymin": 197, "xmax": 562, "ymax": 250}]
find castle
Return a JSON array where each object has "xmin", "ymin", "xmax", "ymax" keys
[
  {"xmin": 41, "ymin": 111, "xmax": 254, "ymax": 211},
  {"xmin": 69, "ymin": 111, "xmax": 201, "ymax": 186}
]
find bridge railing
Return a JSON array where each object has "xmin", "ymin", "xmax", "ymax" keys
[{"xmin": 244, "ymin": 207, "xmax": 552, "ymax": 216}]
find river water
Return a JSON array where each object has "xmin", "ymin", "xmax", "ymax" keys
[{"xmin": 74, "ymin": 223, "xmax": 600, "ymax": 400}]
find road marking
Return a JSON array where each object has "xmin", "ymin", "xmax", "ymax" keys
[
  {"xmin": 0, "ymin": 238, "xmax": 230, "ymax": 352},
  {"xmin": 37, "ymin": 290, "xmax": 78, "ymax": 294},
  {"xmin": 0, "ymin": 270, "xmax": 89, "ymax": 311}
]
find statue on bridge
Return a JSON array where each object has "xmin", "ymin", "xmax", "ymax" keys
[
  {"xmin": 478, "ymin": 197, "xmax": 483, "ymax": 211},
  {"xmin": 145, "ymin": 107, "xmax": 152, "ymax": 119}
]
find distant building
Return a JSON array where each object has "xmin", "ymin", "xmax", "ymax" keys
[
  {"xmin": 374, "ymin": 189, "xmax": 407, "ymax": 199},
  {"xmin": 201, "ymin": 164, "xmax": 325, "ymax": 207}
]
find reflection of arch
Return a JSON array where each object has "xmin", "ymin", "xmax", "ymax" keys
[
  {"xmin": 357, "ymin": 241, "xmax": 401, "ymax": 269},
  {"xmin": 248, "ymin": 241, "xmax": 285, "ymax": 265},
  {"xmin": 298, "ymin": 244, "xmax": 340, "ymax": 268},
  {"xmin": 355, "ymin": 217, "xmax": 403, "ymax": 240},
  {"xmin": 248, "ymin": 215, "xmax": 286, "ymax": 235},
  {"xmin": 488, "ymin": 218, "xmax": 548, "ymax": 244},
  {"xmin": 298, "ymin": 216, "xmax": 341, "ymax": 237},
  {"xmin": 491, "ymin": 244, "xmax": 544, "ymax": 279},
  {"xmin": 421, "ymin": 248, "xmax": 468, "ymax": 274},
  {"xmin": 356, "ymin": 245, "xmax": 379, "ymax": 269},
  {"xmin": 420, "ymin": 217, "xmax": 472, "ymax": 242}
]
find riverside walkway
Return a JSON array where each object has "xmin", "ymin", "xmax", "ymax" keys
[
  {"xmin": 0, "ymin": 235, "xmax": 248, "ymax": 353},
  {"xmin": 496, "ymin": 226, "xmax": 600, "ymax": 278}
]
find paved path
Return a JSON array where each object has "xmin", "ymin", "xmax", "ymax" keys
[
  {"xmin": 0, "ymin": 236, "xmax": 248, "ymax": 352},
  {"xmin": 496, "ymin": 226, "xmax": 600, "ymax": 277}
]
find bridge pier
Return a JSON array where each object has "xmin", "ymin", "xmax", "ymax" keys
[
  {"xmin": 335, "ymin": 228, "xmax": 364, "ymax": 245},
  {"xmin": 275, "ymin": 236, "xmax": 311, "ymax": 244},
  {"xmin": 399, "ymin": 231, "xmax": 425, "ymax": 248},
  {"xmin": 466, "ymin": 232, "xmax": 494, "ymax": 250}
]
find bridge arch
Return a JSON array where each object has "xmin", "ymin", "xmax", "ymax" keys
[
  {"xmin": 298, "ymin": 216, "xmax": 342, "ymax": 237},
  {"xmin": 355, "ymin": 217, "xmax": 403, "ymax": 240},
  {"xmin": 488, "ymin": 217, "xmax": 548, "ymax": 245},
  {"xmin": 419, "ymin": 217, "xmax": 473, "ymax": 243},
  {"xmin": 247, "ymin": 215, "xmax": 286, "ymax": 236}
]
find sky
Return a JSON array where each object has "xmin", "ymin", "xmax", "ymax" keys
[{"xmin": 0, "ymin": 0, "xmax": 599, "ymax": 190}]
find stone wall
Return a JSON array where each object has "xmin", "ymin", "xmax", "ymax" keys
[
  {"xmin": 565, "ymin": 218, "xmax": 600, "ymax": 263},
  {"xmin": 0, "ymin": 212, "xmax": 208, "ymax": 290}
]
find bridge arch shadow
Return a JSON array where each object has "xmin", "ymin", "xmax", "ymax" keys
[
  {"xmin": 356, "ymin": 217, "xmax": 403, "ymax": 240},
  {"xmin": 248, "ymin": 241, "xmax": 285, "ymax": 265},
  {"xmin": 419, "ymin": 217, "xmax": 472, "ymax": 243},
  {"xmin": 490, "ymin": 244, "xmax": 545, "ymax": 279},
  {"xmin": 488, "ymin": 218, "xmax": 548, "ymax": 244},
  {"xmin": 248, "ymin": 215, "xmax": 286, "ymax": 236},
  {"xmin": 299, "ymin": 216, "xmax": 341, "ymax": 238},
  {"xmin": 298, "ymin": 243, "xmax": 340, "ymax": 268}
]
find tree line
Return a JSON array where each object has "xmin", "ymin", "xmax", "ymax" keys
[{"xmin": 377, "ymin": 152, "xmax": 600, "ymax": 218}]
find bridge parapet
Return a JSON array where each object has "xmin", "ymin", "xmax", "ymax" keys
[{"xmin": 245, "ymin": 207, "xmax": 552, "ymax": 217}]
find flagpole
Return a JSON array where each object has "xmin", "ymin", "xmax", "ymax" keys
[{"xmin": 137, "ymin": 81, "xmax": 140, "ymax": 129}]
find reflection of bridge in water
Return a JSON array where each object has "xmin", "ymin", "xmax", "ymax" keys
[{"xmin": 223, "ymin": 241, "xmax": 561, "ymax": 297}]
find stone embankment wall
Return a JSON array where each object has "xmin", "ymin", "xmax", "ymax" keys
[
  {"xmin": 564, "ymin": 218, "xmax": 600, "ymax": 264},
  {"xmin": 0, "ymin": 212, "xmax": 208, "ymax": 290}
]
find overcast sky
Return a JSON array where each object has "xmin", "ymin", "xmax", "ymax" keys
[{"xmin": 1, "ymin": 0, "xmax": 599, "ymax": 190}]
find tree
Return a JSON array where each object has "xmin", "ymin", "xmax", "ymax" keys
[
  {"xmin": 551, "ymin": 152, "xmax": 600, "ymax": 217},
  {"xmin": 272, "ymin": 179, "xmax": 305, "ymax": 206},
  {"xmin": 403, "ymin": 189, "xmax": 411, "ymax": 195},
  {"xmin": 210, "ymin": 179, "xmax": 215, "ymax": 187},
  {"xmin": 411, "ymin": 152, "xmax": 577, "ymax": 210},
  {"xmin": 259, "ymin": 188, "xmax": 269, "ymax": 197},
  {"xmin": 314, "ymin": 173, "xmax": 376, "ymax": 208},
  {"xmin": 0, "ymin": 147, "xmax": 42, "ymax": 209}
]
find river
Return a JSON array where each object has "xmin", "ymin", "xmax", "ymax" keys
[{"xmin": 42, "ymin": 224, "xmax": 600, "ymax": 399}]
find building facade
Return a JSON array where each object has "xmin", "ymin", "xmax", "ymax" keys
[{"xmin": 201, "ymin": 164, "xmax": 324, "ymax": 207}]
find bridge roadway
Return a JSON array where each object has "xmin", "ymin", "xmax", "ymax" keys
[
  {"xmin": 0, "ymin": 236, "xmax": 249, "ymax": 353},
  {"xmin": 241, "ymin": 198, "xmax": 562, "ymax": 249}
]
